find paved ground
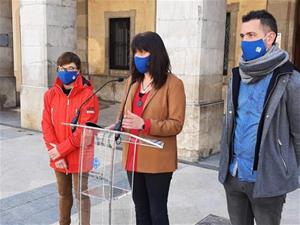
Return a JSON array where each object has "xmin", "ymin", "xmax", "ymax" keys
[{"xmin": 0, "ymin": 104, "xmax": 299, "ymax": 225}]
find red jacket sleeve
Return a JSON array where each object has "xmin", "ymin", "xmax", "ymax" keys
[
  {"xmin": 41, "ymin": 91, "xmax": 59, "ymax": 151},
  {"xmin": 56, "ymin": 94, "xmax": 99, "ymax": 157}
]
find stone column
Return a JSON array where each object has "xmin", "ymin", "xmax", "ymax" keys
[
  {"xmin": 20, "ymin": 0, "xmax": 76, "ymax": 130},
  {"xmin": 156, "ymin": 0, "xmax": 226, "ymax": 161},
  {"xmin": 76, "ymin": 0, "xmax": 88, "ymax": 76},
  {"xmin": 0, "ymin": 0, "xmax": 16, "ymax": 109}
]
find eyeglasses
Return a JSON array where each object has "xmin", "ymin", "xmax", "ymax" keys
[{"xmin": 57, "ymin": 66, "xmax": 77, "ymax": 72}]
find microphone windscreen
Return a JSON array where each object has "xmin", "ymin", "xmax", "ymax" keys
[{"xmin": 86, "ymin": 122, "xmax": 103, "ymax": 128}]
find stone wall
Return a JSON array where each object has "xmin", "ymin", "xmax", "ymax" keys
[
  {"xmin": 156, "ymin": 0, "xmax": 226, "ymax": 161},
  {"xmin": 0, "ymin": 0, "xmax": 16, "ymax": 109},
  {"xmin": 267, "ymin": 0, "xmax": 298, "ymax": 62},
  {"xmin": 87, "ymin": 0, "xmax": 156, "ymax": 103},
  {"xmin": 19, "ymin": 0, "xmax": 77, "ymax": 130}
]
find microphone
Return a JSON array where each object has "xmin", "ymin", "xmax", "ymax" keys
[
  {"xmin": 71, "ymin": 77, "xmax": 124, "ymax": 132},
  {"xmin": 113, "ymin": 79, "xmax": 136, "ymax": 140}
]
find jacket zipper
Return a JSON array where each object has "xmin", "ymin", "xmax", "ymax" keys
[
  {"xmin": 253, "ymin": 72, "xmax": 291, "ymax": 171},
  {"xmin": 51, "ymin": 107, "xmax": 54, "ymax": 124},
  {"xmin": 66, "ymin": 89, "xmax": 74, "ymax": 134},
  {"xmin": 278, "ymin": 138, "xmax": 288, "ymax": 174},
  {"xmin": 228, "ymin": 79, "xmax": 236, "ymax": 164}
]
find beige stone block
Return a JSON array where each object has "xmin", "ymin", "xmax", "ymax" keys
[
  {"xmin": 20, "ymin": 85, "xmax": 48, "ymax": 130},
  {"xmin": 0, "ymin": 67, "xmax": 13, "ymax": 77},
  {"xmin": 267, "ymin": 2, "xmax": 289, "ymax": 20},
  {"xmin": 62, "ymin": 0, "xmax": 76, "ymax": 8},
  {"xmin": 77, "ymin": 27, "xmax": 88, "ymax": 39},
  {"xmin": 22, "ymin": 63, "xmax": 47, "ymax": 85},
  {"xmin": 203, "ymin": 0, "xmax": 226, "ymax": 22},
  {"xmin": 198, "ymin": 101, "xmax": 223, "ymax": 158},
  {"xmin": 201, "ymin": 20, "xmax": 226, "ymax": 50},
  {"xmin": 156, "ymin": 0, "xmax": 201, "ymax": 21},
  {"xmin": 200, "ymin": 48, "xmax": 224, "ymax": 75},
  {"xmin": 0, "ymin": 0, "xmax": 12, "ymax": 18},
  {"xmin": 198, "ymin": 74, "xmax": 223, "ymax": 103},
  {"xmin": 76, "ymin": 15, "xmax": 87, "ymax": 28},
  {"xmin": 46, "ymin": 5, "xmax": 76, "ymax": 27},
  {"xmin": 47, "ymin": 46, "xmax": 76, "ymax": 62},
  {"xmin": 157, "ymin": 20, "xmax": 201, "ymax": 48},
  {"xmin": 177, "ymin": 105, "xmax": 201, "ymax": 161},
  {"xmin": 0, "ymin": 18, "xmax": 12, "ymax": 33},
  {"xmin": 75, "ymin": 49, "xmax": 87, "ymax": 62},
  {"xmin": 77, "ymin": 1, "xmax": 87, "ymax": 15},
  {"xmin": 47, "ymin": 25, "xmax": 76, "ymax": 48},
  {"xmin": 89, "ymin": 47, "xmax": 105, "ymax": 74},
  {"xmin": 178, "ymin": 148, "xmax": 200, "ymax": 162},
  {"xmin": 76, "ymin": 39, "xmax": 87, "ymax": 51},
  {"xmin": 20, "ymin": 4, "xmax": 46, "ymax": 27},
  {"xmin": 0, "ymin": 76, "xmax": 16, "ymax": 108},
  {"xmin": 0, "ymin": 48, "xmax": 13, "ymax": 68},
  {"xmin": 21, "ymin": 46, "xmax": 46, "ymax": 66},
  {"xmin": 21, "ymin": 26, "xmax": 46, "ymax": 47},
  {"xmin": 177, "ymin": 101, "xmax": 223, "ymax": 161},
  {"xmin": 168, "ymin": 47, "xmax": 201, "ymax": 76},
  {"xmin": 177, "ymin": 74, "xmax": 200, "ymax": 103}
]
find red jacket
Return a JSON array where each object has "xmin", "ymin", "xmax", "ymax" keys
[{"xmin": 42, "ymin": 75, "xmax": 99, "ymax": 173}]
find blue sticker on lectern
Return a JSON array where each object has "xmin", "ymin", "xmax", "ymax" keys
[{"xmin": 93, "ymin": 158, "xmax": 100, "ymax": 169}]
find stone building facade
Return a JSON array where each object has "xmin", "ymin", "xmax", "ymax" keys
[{"xmin": 1, "ymin": 0, "xmax": 299, "ymax": 162}]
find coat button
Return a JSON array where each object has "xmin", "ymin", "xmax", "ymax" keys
[
  {"xmin": 229, "ymin": 110, "xmax": 232, "ymax": 114},
  {"xmin": 266, "ymin": 114, "xmax": 269, "ymax": 118},
  {"xmin": 282, "ymin": 79, "xmax": 286, "ymax": 83}
]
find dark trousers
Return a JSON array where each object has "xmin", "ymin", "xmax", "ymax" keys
[
  {"xmin": 224, "ymin": 175, "xmax": 286, "ymax": 225},
  {"xmin": 55, "ymin": 171, "xmax": 90, "ymax": 225},
  {"xmin": 127, "ymin": 171, "xmax": 173, "ymax": 225}
]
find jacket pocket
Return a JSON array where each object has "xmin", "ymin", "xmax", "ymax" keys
[{"xmin": 278, "ymin": 138, "xmax": 288, "ymax": 175}]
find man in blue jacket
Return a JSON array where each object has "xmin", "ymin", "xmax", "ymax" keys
[{"xmin": 219, "ymin": 10, "xmax": 300, "ymax": 225}]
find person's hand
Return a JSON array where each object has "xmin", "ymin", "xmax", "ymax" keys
[
  {"xmin": 106, "ymin": 122, "xmax": 117, "ymax": 130},
  {"xmin": 48, "ymin": 143, "xmax": 61, "ymax": 160},
  {"xmin": 122, "ymin": 110, "xmax": 144, "ymax": 130},
  {"xmin": 55, "ymin": 159, "xmax": 68, "ymax": 174}
]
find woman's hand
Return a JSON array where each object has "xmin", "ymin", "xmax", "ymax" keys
[
  {"xmin": 55, "ymin": 159, "xmax": 68, "ymax": 174},
  {"xmin": 48, "ymin": 143, "xmax": 61, "ymax": 160},
  {"xmin": 122, "ymin": 110, "xmax": 144, "ymax": 130}
]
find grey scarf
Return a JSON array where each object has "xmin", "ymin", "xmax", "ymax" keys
[{"xmin": 239, "ymin": 45, "xmax": 289, "ymax": 83}]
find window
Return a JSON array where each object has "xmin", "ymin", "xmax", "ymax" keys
[
  {"xmin": 223, "ymin": 13, "xmax": 231, "ymax": 75},
  {"xmin": 109, "ymin": 18, "xmax": 130, "ymax": 70}
]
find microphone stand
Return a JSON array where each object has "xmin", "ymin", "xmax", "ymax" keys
[
  {"xmin": 71, "ymin": 77, "xmax": 124, "ymax": 132},
  {"xmin": 113, "ymin": 80, "xmax": 136, "ymax": 142}
]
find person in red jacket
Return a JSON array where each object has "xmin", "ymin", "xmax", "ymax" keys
[{"xmin": 41, "ymin": 52, "xmax": 99, "ymax": 225}]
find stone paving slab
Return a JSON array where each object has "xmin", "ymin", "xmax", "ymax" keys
[
  {"xmin": 1, "ymin": 108, "xmax": 300, "ymax": 225},
  {"xmin": 196, "ymin": 214, "xmax": 231, "ymax": 225}
]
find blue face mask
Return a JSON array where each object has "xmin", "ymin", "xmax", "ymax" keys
[
  {"xmin": 134, "ymin": 55, "xmax": 150, "ymax": 74},
  {"xmin": 57, "ymin": 71, "xmax": 79, "ymax": 85},
  {"xmin": 241, "ymin": 39, "xmax": 267, "ymax": 61}
]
